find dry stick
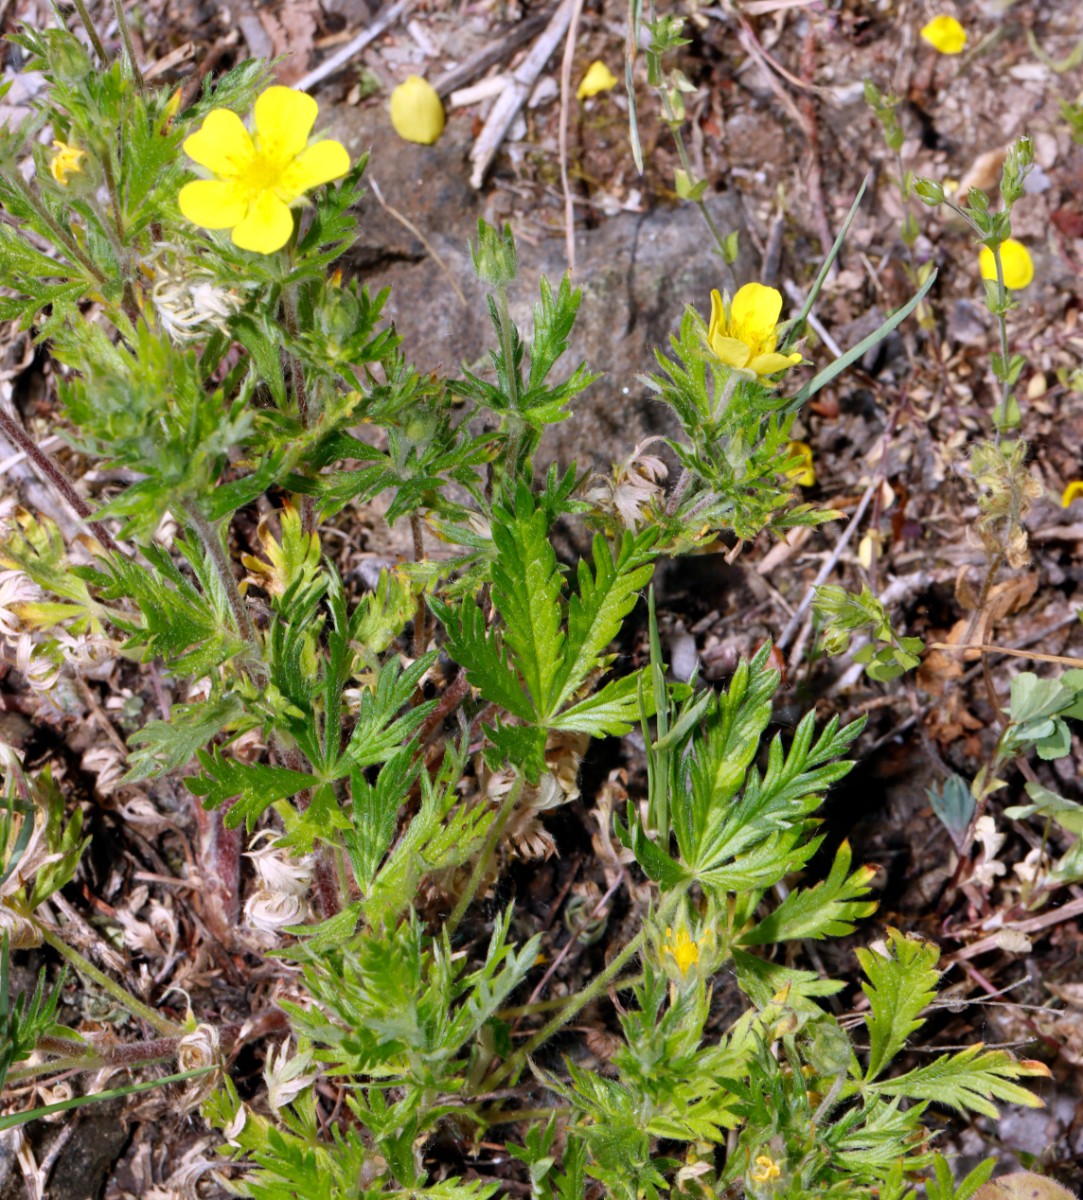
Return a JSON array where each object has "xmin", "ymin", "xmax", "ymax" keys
[
  {"xmin": 431, "ymin": 12, "xmax": 552, "ymax": 97},
  {"xmin": 410, "ymin": 513, "xmax": 428, "ymax": 658},
  {"xmin": 557, "ymin": 0, "xmax": 586, "ymax": 274},
  {"xmin": 294, "ymin": 0, "xmax": 415, "ymax": 92},
  {"xmin": 469, "ymin": 0, "xmax": 575, "ymax": 190},
  {"xmin": 944, "ymin": 895, "xmax": 1083, "ymax": 965},
  {"xmin": 776, "ymin": 479, "xmax": 877, "ymax": 652},
  {"xmin": 0, "ymin": 407, "xmax": 119, "ymax": 554},
  {"xmin": 368, "ymin": 177, "xmax": 466, "ymax": 306},
  {"xmin": 928, "ymin": 642, "xmax": 1083, "ymax": 669}
]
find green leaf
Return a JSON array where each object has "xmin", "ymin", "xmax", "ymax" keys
[
  {"xmin": 871, "ymin": 1044, "xmax": 1050, "ymax": 1119},
  {"xmin": 1008, "ymin": 672, "xmax": 1074, "ymax": 725},
  {"xmin": 739, "ymin": 840, "xmax": 877, "ymax": 944},
  {"xmin": 857, "ymin": 929, "xmax": 940, "ymax": 1082},
  {"xmin": 550, "ymin": 530, "xmax": 656, "ymax": 713},
  {"xmin": 186, "ymin": 749, "xmax": 318, "ymax": 830},
  {"xmin": 550, "ymin": 671, "xmax": 651, "ymax": 737},
  {"xmin": 430, "ymin": 595, "xmax": 534, "ymax": 722},
  {"xmin": 124, "ymin": 694, "xmax": 246, "ymax": 782},
  {"xmin": 490, "ymin": 487, "xmax": 565, "ymax": 716},
  {"xmin": 927, "ymin": 774, "xmax": 975, "ymax": 849}
]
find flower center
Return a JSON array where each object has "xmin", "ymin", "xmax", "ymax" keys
[{"xmin": 236, "ymin": 152, "xmax": 285, "ymax": 197}]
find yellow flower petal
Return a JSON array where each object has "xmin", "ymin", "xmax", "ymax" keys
[
  {"xmin": 254, "ymin": 86, "xmax": 319, "ymax": 165},
  {"xmin": 1062, "ymin": 481, "xmax": 1083, "ymax": 508},
  {"xmin": 278, "ymin": 139, "xmax": 351, "ymax": 198},
  {"xmin": 390, "ymin": 76, "xmax": 445, "ymax": 145},
  {"xmin": 49, "ymin": 140, "xmax": 86, "ymax": 186},
  {"xmin": 785, "ymin": 440, "xmax": 816, "ymax": 487},
  {"xmin": 183, "ymin": 108, "xmax": 255, "ymax": 176},
  {"xmin": 749, "ymin": 351, "xmax": 803, "ymax": 377},
  {"xmin": 231, "ymin": 190, "xmax": 295, "ymax": 254},
  {"xmin": 710, "ymin": 335, "xmax": 752, "ymax": 370},
  {"xmin": 708, "ymin": 288, "xmax": 726, "ymax": 346},
  {"xmin": 979, "ymin": 238, "xmax": 1034, "ymax": 290},
  {"xmin": 920, "ymin": 14, "xmax": 967, "ymax": 54},
  {"xmin": 577, "ymin": 60, "xmax": 618, "ymax": 100},
  {"xmin": 178, "ymin": 178, "xmax": 249, "ymax": 229},
  {"xmin": 730, "ymin": 282, "xmax": 783, "ymax": 344}
]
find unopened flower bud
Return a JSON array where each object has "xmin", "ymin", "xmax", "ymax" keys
[
  {"xmin": 913, "ymin": 177, "xmax": 944, "ymax": 206},
  {"xmin": 470, "ymin": 219, "xmax": 517, "ymax": 287}
]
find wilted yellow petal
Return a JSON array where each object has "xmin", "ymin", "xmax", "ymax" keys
[
  {"xmin": 183, "ymin": 108, "xmax": 255, "ymax": 176},
  {"xmin": 920, "ymin": 14, "xmax": 967, "ymax": 54},
  {"xmin": 178, "ymin": 179, "xmax": 249, "ymax": 229},
  {"xmin": 254, "ymin": 86, "xmax": 319, "ymax": 165},
  {"xmin": 390, "ymin": 76, "xmax": 445, "ymax": 145},
  {"xmin": 231, "ymin": 190, "xmax": 295, "ymax": 254},
  {"xmin": 748, "ymin": 351, "xmax": 803, "ymax": 377},
  {"xmin": 577, "ymin": 60, "xmax": 618, "ymax": 100},
  {"xmin": 1062, "ymin": 481, "xmax": 1083, "ymax": 508},
  {"xmin": 979, "ymin": 238, "xmax": 1034, "ymax": 290}
]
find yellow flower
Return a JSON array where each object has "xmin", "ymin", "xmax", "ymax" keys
[
  {"xmin": 785, "ymin": 441, "xmax": 815, "ymax": 487},
  {"xmin": 178, "ymin": 86, "xmax": 351, "ymax": 255},
  {"xmin": 920, "ymin": 15, "xmax": 967, "ymax": 54},
  {"xmin": 577, "ymin": 60, "xmax": 618, "ymax": 100},
  {"xmin": 979, "ymin": 239, "xmax": 1034, "ymax": 290},
  {"xmin": 662, "ymin": 926, "xmax": 700, "ymax": 976},
  {"xmin": 750, "ymin": 1155, "xmax": 782, "ymax": 1184},
  {"xmin": 389, "ymin": 76, "xmax": 445, "ymax": 145},
  {"xmin": 708, "ymin": 283, "xmax": 803, "ymax": 378},
  {"xmin": 49, "ymin": 140, "xmax": 86, "ymax": 186},
  {"xmin": 1062, "ymin": 481, "xmax": 1083, "ymax": 508}
]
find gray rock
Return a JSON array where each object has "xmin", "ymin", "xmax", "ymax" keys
[{"xmin": 328, "ymin": 102, "xmax": 752, "ymax": 475}]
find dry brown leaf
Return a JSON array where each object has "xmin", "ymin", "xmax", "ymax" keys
[{"xmin": 261, "ymin": 0, "xmax": 320, "ymax": 86}]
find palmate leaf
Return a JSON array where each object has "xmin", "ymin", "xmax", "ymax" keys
[
  {"xmin": 429, "ymin": 597, "xmax": 534, "ymax": 722},
  {"xmin": 870, "ymin": 1043, "xmax": 1051, "ymax": 1120},
  {"xmin": 739, "ymin": 840, "xmax": 878, "ymax": 945},
  {"xmin": 856, "ymin": 928, "xmax": 940, "ymax": 1082}
]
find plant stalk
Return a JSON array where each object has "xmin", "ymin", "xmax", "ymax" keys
[
  {"xmin": 447, "ymin": 775, "xmax": 525, "ymax": 936},
  {"xmin": 37, "ymin": 923, "xmax": 183, "ymax": 1038}
]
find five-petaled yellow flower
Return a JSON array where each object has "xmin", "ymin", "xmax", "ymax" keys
[
  {"xmin": 662, "ymin": 926, "xmax": 701, "ymax": 976},
  {"xmin": 577, "ymin": 61, "xmax": 618, "ymax": 100},
  {"xmin": 179, "ymin": 86, "xmax": 351, "ymax": 255},
  {"xmin": 49, "ymin": 139, "xmax": 86, "ymax": 186},
  {"xmin": 708, "ymin": 283, "xmax": 802, "ymax": 378},
  {"xmin": 1062, "ymin": 481, "xmax": 1083, "ymax": 508},
  {"xmin": 750, "ymin": 1155, "xmax": 782, "ymax": 1184},
  {"xmin": 920, "ymin": 15, "xmax": 967, "ymax": 54},
  {"xmin": 979, "ymin": 238, "xmax": 1034, "ymax": 291}
]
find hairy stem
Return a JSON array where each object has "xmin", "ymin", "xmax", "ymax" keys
[
  {"xmin": 9, "ymin": 1035, "xmax": 179, "ymax": 1084},
  {"xmin": 110, "ymin": 0, "xmax": 144, "ymax": 90},
  {"xmin": 0, "ymin": 406, "xmax": 119, "ymax": 553},
  {"xmin": 486, "ymin": 885, "xmax": 685, "ymax": 1089},
  {"xmin": 69, "ymin": 0, "xmax": 110, "ymax": 66},
  {"xmin": 37, "ymin": 923, "xmax": 183, "ymax": 1038},
  {"xmin": 180, "ymin": 498, "xmax": 265, "ymax": 684},
  {"xmin": 7, "ymin": 172, "xmax": 107, "ymax": 285},
  {"xmin": 447, "ymin": 776, "xmax": 525, "ymax": 936}
]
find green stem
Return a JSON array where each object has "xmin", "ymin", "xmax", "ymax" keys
[
  {"xmin": 7, "ymin": 172, "xmax": 107, "ymax": 286},
  {"xmin": 111, "ymin": 0, "xmax": 145, "ymax": 90},
  {"xmin": 37, "ymin": 923, "xmax": 183, "ymax": 1037},
  {"xmin": 447, "ymin": 776, "xmax": 525, "ymax": 936},
  {"xmin": 69, "ymin": 0, "xmax": 110, "ymax": 66},
  {"xmin": 180, "ymin": 497, "xmax": 267, "ymax": 686},
  {"xmin": 486, "ymin": 886, "xmax": 686, "ymax": 1089}
]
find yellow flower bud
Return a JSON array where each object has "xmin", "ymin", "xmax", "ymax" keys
[
  {"xmin": 785, "ymin": 441, "xmax": 816, "ymax": 488},
  {"xmin": 577, "ymin": 60, "xmax": 618, "ymax": 100},
  {"xmin": 389, "ymin": 76, "xmax": 445, "ymax": 145},
  {"xmin": 920, "ymin": 14, "xmax": 967, "ymax": 54},
  {"xmin": 979, "ymin": 238, "xmax": 1034, "ymax": 290},
  {"xmin": 49, "ymin": 139, "xmax": 86, "ymax": 187}
]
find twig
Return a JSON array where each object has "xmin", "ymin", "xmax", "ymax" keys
[
  {"xmin": 777, "ymin": 480, "xmax": 877, "ymax": 653},
  {"xmin": 431, "ymin": 12, "xmax": 552, "ymax": 97},
  {"xmin": 927, "ymin": 641, "xmax": 1083, "ymax": 669},
  {"xmin": 294, "ymin": 0, "xmax": 415, "ymax": 92},
  {"xmin": 558, "ymin": 0, "xmax": 586, "ymax": 274},
  {"xmin": 368, "ymin": 177, "xmax": 466, "ymax": 306},
  {"xmin": 469, "ymin": 0, "xmax": 575, "ymax": 190},
  {"xmin": 944, "ymin": 895, "xmax": 1083, "ymax": 964}
]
